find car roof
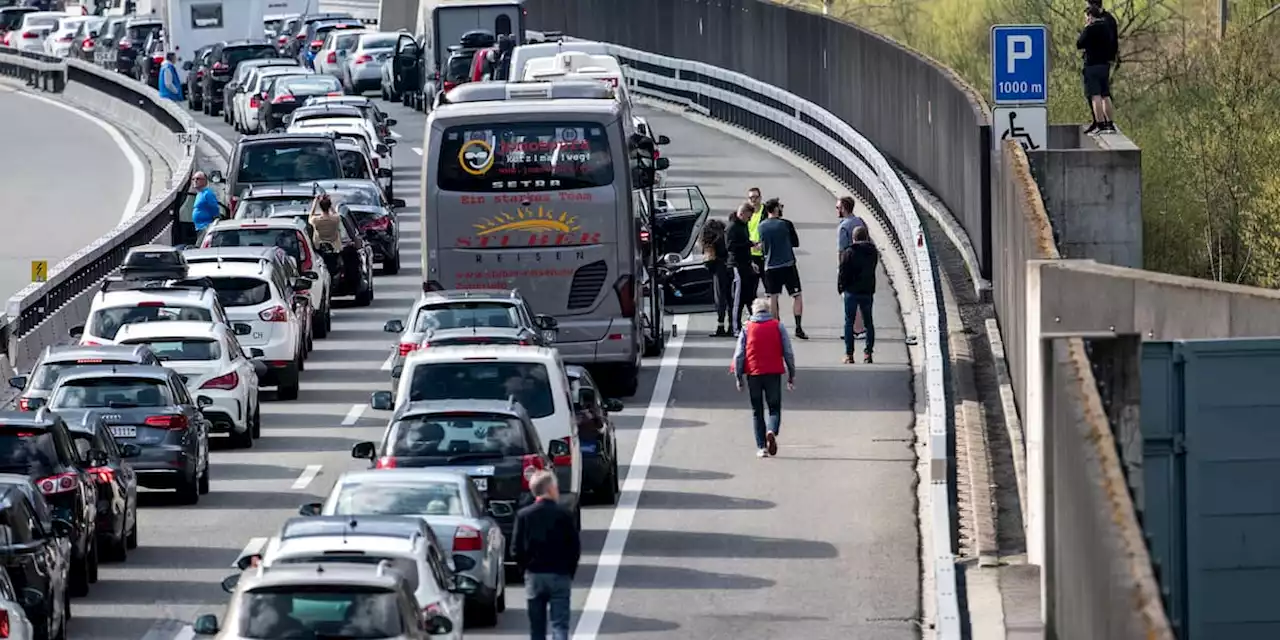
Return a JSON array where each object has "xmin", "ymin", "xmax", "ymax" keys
[
  {"xmin": 187, "ymin": 261, "xmax": 275, "ymax": 279},
  {"xmin": 53, "ymin": 364, "xmax": 175, "ymax": 382},
  {"xmin": 211, "ymin": 217, "xmax": 308, "ymax": 230},
  {"xmin": 273, "ymin": 534, "xmax": 416, "ymax": 557},
  {"xmin": 424, "ymin": 326, "xmax": 528, "ymax": 340},
  {"xmin": 238, "ymin": 183, "xmax": 319, "ymax": 197},
  {"xmin": 97, "ymin": 287, "xmax": 215, "ymax": 305},
  {"xmin": 405, "ymin": 344, "xmax": 559, "ymax": 364},
  {"xmin": 237, "ymin": 562, "xmax": 406, "ymax": 591},
  {"xmin": 0, "ymin": 410, "xmax": 62, "ymax": 429},
  {"xmin": 222, "ymin": 39, "xmax": 274, "ymax": 48},
  {"xmin": 422, "ymin": 288, "xmax": 521, "ymax": 302},
  {"xmin": 394, "ymin": 398, "xmax": 529, "ymax": 420},
  {"xmin": 182, "ymin": 246, "xmax": 289, "ymax": 261},
  {"xmin": 124, "ymin": 17, "xmax": 161, "ymax": 26},
  {"xmin": 114, "ymin": 320, "xmax": 224, "ymax": 341},
  {"xmin": 336, "ymin": 467, "xmax": 474, "ymax": 486},
  {"xmin": 311, "ymin": 179, "xmax": 381, "ymax": 192},
  {"xmin": 42, "ymin": 343, "xmax": 153, "ymax": 362},
  {"xmin": 240, "ymin": 131, "xmax": 341, "ymax": 143},
  {"xmin": 293, "ymin": 105, "xmax": 365, "ymax": 118},
  {"xmin": 279, "ymin": 515, "xmax": 430, "ymax": 542},
  {"xmin": 256, "ymin": 66, "xmax": 310, "ymax": 78}
]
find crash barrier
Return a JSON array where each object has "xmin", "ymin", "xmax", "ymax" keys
[
  {"xmin": 541, "ymin": 33, "xmax": 962, "ymax": 638},
  {"xmin": 526, "ymin": 0, "xmax": 1174, "ymax": 635},
  {"xmin": 0, "ymin": 48, "xmax": 198, "ymax": 372},
  {"xmin": 0, "ymin": 48, "xmax": 65, "ymax": 92}
]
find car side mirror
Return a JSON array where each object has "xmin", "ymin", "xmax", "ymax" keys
[
  {"xmin": 292, "ymin": 277, "xmax": 312, "ymax": 291},
  {"xmin": 383, "ymin": 319, "xmax": 404, "ymax": 333},
  {"xmin": 385, "ymin": 118, "xmax": 397, "ymax": 126},
  {"xmin": 661, "ymin": 252, "xmax": 682, "ymax": 267},
  {"xmin": 233, "ymin": 322, "xmax": 253, "ymax": 336},
  {"xmin": 51, "ymin": 519, "xmax": 73, "ymax": 538},
  {"xmin": 193, "ymin": 613, "xmax": 220, "ymax": 635},
  {"xmin": 370, "ymin": 391, "xmax": 394, "ymax": 410},
  {"xmin": 533, "ymin": 314, "xmax": 558, "ymax": 330},
  {"xmin": 655, "ymin": 157, "xmax": 671, "ymax": 171},
  {"xmin": 182, "ymin": 61, "xmax": 192, "ymax": 70},
  {"xmin": 250, "ymin": 348, "xmax": 265, "ymax": 358},
  {"xmin": 375, "ymin": 143, "xmax": 390, "ymax": 155},
  {"xmin": 448, "ymin": 575, "xmax": 481, "ymax": 595},
  {"xmin": 87, "ymin": 450, "xmax": 109, "ymax": 468},
  {"xmin": 7, "ymin": 376, "xmax": 26, "ymax": 390},
  {"xmin": 390, "ymin": 198, "xmax": 406, "ymax": 208},
  {"xmin": 69, "ymin": 326, "xmax": 84, "ymax": 339},
  {"xmin": 197, "ymin": 395, "xmax": 214, "ymax": 408},
  {"xmin": 547, "ymin": 439, "xmax": 570, "ymax": 458},
  {"xmin": 208, "ymin": 171, "xmax": 223, "ymax": 183},
  {"xmin": 298, "ymin": 502, "xmax": 322, "ymax": 516},
  {"xmin": 422, "ymin": 614, "xmax": 454, "ymax": 635},
  {"xmin": 577, "ymin": 387, "xmax": 598, "ymax": 408},
  {"xmin": 385, "ymin": 138, "xmax": 397, "ymax": 147},
  {"xmin": 657, "ymin": 134, "xmax": 671, "ymax": 145},
  {"xmin": 302, "ymin": 270, "xmax": 319, "ymax": 279},
  {"xmin": 18, "ymin": 588, "xmax": 42, "ymax": 609},
  {"xmin": 377, "ymin": 167, "xmax": 393, "ymax": 178},
  {"xmin": 120, "ymin": 443, "xmax": 142, "ymax": 458},
  {"xmin": 486, "ymin": 501, "xmax": 514, "ymax": 518},
  {"xmin": 351, "ymin": 441, "xmax": 377, "ymax": 460},
  {"xmin": 390, "ymin": 364, "xmax": 404, "ymax": 379},
  {"xmin": 219, "ymin": 573, "xmax": 241, "ymax": 593}
]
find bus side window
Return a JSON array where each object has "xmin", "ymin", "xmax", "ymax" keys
[{"xmin": 494, "ymin": 14, "xmax": 511, "ymax": 36}]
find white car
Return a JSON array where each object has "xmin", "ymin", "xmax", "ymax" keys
[
  {"xmin": 287, "ymin": 116, "xmax": 391, "ymax": 168},
  {"xmin": 114, "ymin": 320, "xmax": 262, "ymax": 448},
  {"xmin": 184, "ymin": 260, "xmax": 307, "ymax": 401},
  {"xmin": 10, "ymin": 11, "xmax": 64, "ymax": 52},
  {"xmin": 224, "ymin": 59, "xmax": 301, "ymax": 131},
  {"xmin": 43, "ymin": 15, "xmax": 91, "ymax": 57},
  {"xmin": 234, "ymin": 66, "xmax": 312, "ymax": 134},
  {"xmin": 71, "ymin": 280, "xmax": 236, "ymax": 347},
  {"xmin": 313, "ymin": 27, "xmax": 367, "ymax": 78},
  {"xmin": 370, "ymin": 345, "xmax": 584, "ymax": 520},
  {"xmin": 0, "ymin": 566, "xmax": 35, "ymax": 640}
]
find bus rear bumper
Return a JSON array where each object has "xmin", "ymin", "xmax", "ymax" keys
[{"xmin": 556, "ymin": 337, "xmax": 637, "ymax": 365}]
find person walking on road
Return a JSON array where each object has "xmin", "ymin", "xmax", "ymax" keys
[
  {"xmin": 757, "ymin": 198, "xmax": 807, "ymax": 339},
  {"xmin": 733, "ymin": 298, "xmax": 797, "ymax": 458},
  {"xmin": 727, "ymin": 203, "xmax": 758, "ymax": 336},
  {"xmin": 157, "ymin": 52, "xmax": 183, "ymax": 103},
  {"xmin": 191, "ymin": 172, "xmax": 220, "ymax": 244},
  {"xmin": 513, "ymin": 470, "xmax": 580, "ymax": 640},
  {"xmin": 1078, "ymin": 1, "xmax": 1119, "ymax": 134},
  {"xmin": 838, "ymin": 225, "xmax": 879, "ymax": 363},
  {"xmin": 700, "ymin": 217, "xmax": 733, "ymax": 337}
]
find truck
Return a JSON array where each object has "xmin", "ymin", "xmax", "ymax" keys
[{"xmin": 133, "ymin": 0, "xmax": 267, "ymax": 81}]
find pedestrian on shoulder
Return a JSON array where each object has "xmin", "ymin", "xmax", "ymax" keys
[
  {"xmin": 513, "ymin": 470, "xmax": 580, "ymax": 640},
  {"xmin": 838, "ymin": 225, "xmax": 879, "ymax": 363},
  {"xmin": 745, "ymin": 187, "xmax": 766, "ymax": 273},
  {"xmin": 1078, "ymin": 1, "xmax": 1118, "ymax": 134},
  {"xmin": 700, "ymin": 217, "xmax": 733, "ymax": 337},
  {"xmin": 757, "ymin": 198, "xmax": 807, "ymax": 339},
  {"xmin": 190, "ymin": 172, "xmax": 220, "ymax": 245},
  {"xmin": 726, "ymin": 202, "xmax": 759, "ymax": 336},
  {"xmin": 157, "ymin": 52, "xmax": 183, "ymax": 103},
  {"xmin": 836, "ymin": 195, "xmax": 866, "ymax": 253},
  {"xmin": 732, "ymin": 298, "xmax": 797, "ymax": 458}
]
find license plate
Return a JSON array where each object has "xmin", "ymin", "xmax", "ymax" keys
[
  {"xmin": 94, "ymin": 51, "xmax": 115, "ymax": 63},
  {"xmin": 109, "ymin": 426, "xmax": 136, "ymax": 439},
  {"xmin": 471, "ymin": 477, "xmax": 487, "ymax": 491}
]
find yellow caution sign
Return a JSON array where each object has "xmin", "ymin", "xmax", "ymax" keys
[{"xmin": 31, "ymin": 260, "xmax": 47, "ymax": 283}]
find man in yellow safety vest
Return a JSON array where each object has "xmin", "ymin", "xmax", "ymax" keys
[{"xmin": 746, "ymin": 187, "xmax": 766, "ymax": 275}]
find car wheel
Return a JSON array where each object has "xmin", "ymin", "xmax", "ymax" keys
[
  {"xmin": 466, "ymin": 591, "xmax": 499, "ymax": 628},
  {"xmin": 68, "ymin": 550, "xmax": 89, "ymax": 597},
  {"xmin": 306, "ymin": 326, "xmax": 314, "ymax": 352},
  {"xmin": 177, "ymin": 468, "xmax": 200, "ymax": 505},
  {"xmin": 277, "ymin": 364, "xmax": 301, "ymax": 401},
  {"xmin": 201, "ymin": 99, "xmax": 210, "ymax": 116},
  {"xmin": 103, "ymin": 527, "xmax": 128, "ymax": 562},
  {"xmin": 314, "ymin": 305, "xmax": 330, "ymax": 338},
  {"xmin": 297, "ymin": 347, "xmax": 306, "ymax": 371},
  {"xmin": 251, "ymin": 402, "xmax": 262, "ymax": 439},
  {"xmin": 198, "ymin": 462, "xmax": 211, "ymax": 495},
  {"xmin": 126, "ymin": 518, "xmax": 138, "ymax": 549},
  {"xmin": 355, "ymin": 280, "xmax": 373, "ymax": 306},
  {"xmin": 383, "ymin": 252, "xmax": 400, "ymax": 275},
  {"xmin": 230, "ymin": 418, "xmax": 253, "ymax": 449},
  {"xmin": 497, "ymin": 584, "xmax": 505, "ymax": 612}
]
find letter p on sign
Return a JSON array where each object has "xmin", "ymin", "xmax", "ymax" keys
[{"xmin": 1006, "ymin": 35, "xmax": 1032, "ymax": 73}]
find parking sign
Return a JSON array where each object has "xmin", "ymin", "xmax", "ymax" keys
[{"xmin": 991, "ymin": 25, "xmax": 1048, "ymax": 105}]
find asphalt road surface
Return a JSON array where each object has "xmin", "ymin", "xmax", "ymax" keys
[
  {"xmin": 0, "ymin": 84, "xmax": 142, "ymax": 303},
  {"xmin": 63, "ymin": 88, "xmax": 921, "ymax": 639}
]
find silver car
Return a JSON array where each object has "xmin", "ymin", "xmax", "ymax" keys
[
  {"xmin": 340, "ymin": 31, "xmax": 399, "ymax": 95},
  {"xmin": 300, "ymin": 468, "xmax": 507, "ymax": 626}
]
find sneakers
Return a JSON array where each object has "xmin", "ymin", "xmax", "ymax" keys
[
  {"xmin": 765, "ymin": 431, "xmax": 778, "ymax": 456},
  {"xmin": 1083, "ymin": 122, "xmax": 1101, "ymax": 134},
  {"xmin": 756, "ymin": 449, "xmax": 768, "ymax": 458}
]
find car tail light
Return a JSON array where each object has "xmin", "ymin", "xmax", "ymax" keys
[
  {"xmin": 422, "ymin": 603, "xmax": 443, "ymax": 619},
  {"xmin": 136, "ymin": 301, "xmax": 166, "ymax": 308},
  {"xmin": 298, "ymin": 233, "xmax": 314, "ymax": 271},
  {"xmin": 295, "ymin": 33, "xmax": 305, "ymax": 40},
  {"xmin": 520, "ymin": 454, "xmax": 545, "ymax": 490},
  {"xmin": 144, "ymin": 414, "xmax": 189, "ymax": 430},
  {"xmin": 354, "ymin": 54, "xmax": 372, "ymax": 64},
  {"xmin": 272, "ymin": 94, "xmax": 295, "ymax": 104},
  {"xmin": 81, "ymin": 37, "xmax": 93, "ymax": 49},
  {"xmin": 212, "ymin": 61, "xmax": 226, "ymax": 71},
  {"xmin": 552, "ymin": 437, "xmax": 573, "ymax": 468},
  {"xmin": 453, "ymin": 525, "xmax": 482, "ymax": 552},
  {"xmin": 38, "ymin": 472, "xmax": 78, "ymax": 495},
  {"xmin": 375, "ymin": 456, "xmax": 395, "ymax": 469},
  {"xmin": 88, "ymin": 466, "xmax": 115, "ymax": 484},
  {"xmin": 152, "ymin": 55, "xmax": 163, "ymax": 64},
  {"xmin": 371, "ymin": 156, "xmax": 380, "ymax": 169},
  {"xmin": 397, "ymin": 342, "xmax": 417, "ymax": 357},
  {"xmin": 442, "ymin": 81, "xmax": 456, "ymax": 92},
  {"xmin": 59, "ymin": 34, "xmax": 73, "ymax": 42},
  {"xmin": 278, "ymin": 35, "xmax": 287, "ymax": 45},
  {"xmin": 17, "ymin": 398, "xmax": 32, "ymax": 411},
  {"xmin": 249, "ymin": 95, "xmax": 260, "ymax": 109},
  {"xmin": 325, "ymin": 51, "xmax": 336, "ymax": 64},
  {"xmin": 81, "ymin": 340, "xmax": 101, "ymax": 347},
  {"xmin": 0, "ymin": 606, "xmax": 9, "ymax": 638},
  {"xmin": 196, "ymin": 69, "xmax": 204, "ymax": 79},
  {"xmin": 360, "ymin": 216, "xmax": 390, "ymax": 232},
  {"xmin": 201, "ymin": 371, "xmax": 239, "ymax": 390},
  {"xmin": 259, "ymin": 305, "xmax": 288, "ymax": 322},
  {"xmin": 639, "ymin": 229, "xmax": 650, "ymax": 243},
  {"xmin": 118, "ymin": 39, "xmax": 131, "ymax": 49},
  {"xmin": 21, "ymin": 31, "xmax": 37, "ymax": 39},
  {"xmin": 614, "ymin": 275, "xmax": 636, "ymax": 318},
  {"xmin": 309, "ymin": 40, "xmax": 323, "ymax": 49},
  {"xmin": 326, "ymin": 91, "xmax": 342, "ymax": 96}
]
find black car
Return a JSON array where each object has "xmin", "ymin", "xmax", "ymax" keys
[
  {"xmin": 185, "ymin": 45, "xmax": 215, "ymax": 111},
  {"xmin": 342, "ymin": 204, "xmax": 400, "ymax": 274},
  {"xmin": 210, "ymin": 132, "xmax": 344, "ymax": 210},
  {"xmin": 285, "ymin": 12, "xmax": 355, "ymax": 59},
  {"xmin": 134, "ymin": 28, "xmax": 164, "ymax": 88},
  {"xmin": 265, "ymin": 204, "xmax": 374, "ymax": 305},
  {"xmin": 385, "ymin": 32, "xmax": 423, "ymax": 105},
  {"xmin": 349, "ymin": 399, "xmax": 552, "ymax": 562},
  {"xmin": 66, "ymin": 413, "xmax": 139, "ymax": 562},
  {"xmin": 0, "ymin": 475, "xmax": 72, "ymax": 640},
  {"xmin": 0, "ymin": 412, "xmax": 98, "ymax": 598},
  {"xmin": 107, "ymin": 17, "xmax": 161, "ymax": 77},
  {"xmin": 202, "ymin": 40, "xmax": 279, "ymax": 117},
  {"xmin": 565, "ymin": 366, "xmax": 623, "ymax": 505},
  {"xmin": 45, "ymin": 366, "xmax": 211, "ymax": 505},
  {"xmin": 261, "ymin": 74, "xmax": 344, "ymax": 131},
  {"xmin": 68, "ymin": 17, "xmax": 102, "ymax": 63}
]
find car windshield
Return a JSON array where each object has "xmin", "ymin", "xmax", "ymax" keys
[
  {"xmin": 330, "ymin": 186, "xmax": 380, "ymax": 206},
  {"xmin": 236, "ymin": 142, "xmax": 341, "ymax": 184},
  {"xmin": 0, "ymin": 428, "xmax": 59, "ymax": 478},
  {"xmin": 205, "ymin": 277, "xmax": 274, "ymax": 307},
  {"xmin": 237, "ymin": 586, "xmax": 404, "ymax": 639},
  {"xmin": 332, "ymin": 479, "xmax": 464, "ymax": 516},
  {"xmin": 276, "ymin": 555, "xmax": 419, "ymax": 591},
  {"xmin": 89, "ymin": 305, "xmax": 213, "ymax": 340},
  {"xmin": 30, "ymin": 359, "xmax": 135, "ymax": 391},
  {"xmin": 338, "ymin": 150, "xmax": 370, "ymax": 179},
  {"xmin": 407, "ymin": 362, "xmax": 554, "ymax": 419},
  {"xmin": 27, "ymin": 15, "xmax": 58, "ymax": 28},
  {"xmin": 122, "ymin": 339, "xmax": 220, "ymax": 361},
  {"xmin": 208, "ymin": 228, "xmax": 303, "ymax": 265},
  {"xmin": 236, "ymin": 197, "xmax": 315, "ymax": 219},
  {"xmin": 0, "ymin": 11, "xmax": 34, "ymax": 31},
  {"xmin": 390, "ymin": 413, "xmax": 531, "ymax": 458},
  {"xmin": 277, "ymin": 76, "xmax": 342, "ymax": 96},
  {"xmin": 51, "ymin": 378, "xmax": 171, "ymax": 409},
  {"xmin": 333, "ymin": 32, "xmax": 361, "ymax": 50},
  {"xmin": 413, "ymin": 302, "xmax": 519, "ymax": 332},
  {"xmin": 126, "ymin": 24, "xmax": 159, "ymax": 40}
]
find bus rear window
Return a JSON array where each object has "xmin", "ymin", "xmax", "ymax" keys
[{"xmin": 436, "ymin": 122, "xmax": 614, "ymax": 193}]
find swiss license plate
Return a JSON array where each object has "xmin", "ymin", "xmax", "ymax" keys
[
  {"xmin": 471, "ymin": 477, "xmax": 487, "ymax": 492},
  {"xmin": 109, "ymin": 426, "xmax": 136, "ymax": 439},
  {"xmin": 94, "ymin": 51, "xmax": 115, "ymax": 63}
]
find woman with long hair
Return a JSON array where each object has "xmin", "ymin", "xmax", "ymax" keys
[{"xmin": 701, "ymin": 216, "xmax": 732, "ymax": 337}]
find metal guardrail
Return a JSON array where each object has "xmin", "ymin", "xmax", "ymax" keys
[{"xmin": 0, "ymin": 48, "xmax": 199, "ymax": 372}]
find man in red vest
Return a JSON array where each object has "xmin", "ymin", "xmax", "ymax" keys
[{"xmin": 732, "ymin": 299, "xmax": 797, "ymax": 457}]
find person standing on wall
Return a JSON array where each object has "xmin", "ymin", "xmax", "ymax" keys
[
  {"xmin": 757, "ymin": 198, "xmax": 807, "ymax": 339},
  {"xmin": 838, "ymin": 225, "xmax": 879, "ymax": 363},
  {"xmin": 700, "ymin": 216, "xmax": 733, "ymax": 337},
  {"xmin": 836, "ymin": 195, "xmax": 867, "ymax": 337},
  {"xmin": 1078, "ymin": 1, "xmax": 1118, "ymax": 134},
  {"xmin": 513, "ymin": 470, "xmax": 580, "ymax": 640},
  {"xmin": 733, "ymin": 298, "xmax": 797, "ymax": 458},
  {"xmin": 157, "ymin": 52, "xmax": 183, "ymax": 103},
  {"xmin": 727, "ymin": 203, "xmax": 758, "ymax": 336}
]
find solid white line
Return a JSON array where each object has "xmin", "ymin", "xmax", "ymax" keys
[
  {"xmin": 233, "ymin": 537, "xmax": 269, "ymax": 568},
  {"xmin": 411, "ymin": 147, "xmax": 423, "ymax": 156},
  {"xmin": 13, "ymin": 90, "xmax": 146, "ymax": 225},
  {"xmin": 341, "ymin": 403, "xmax": 366, "ymax": 425},
  {"xmin": 196, "ymin": 122, "xmax": 234, "ymax": 158},
  {"xmin": 573, "ymin": 315, "xmax": 689, "ymax": 640},
  {"xmin": 172, "ymin": 625, "xmax": 195, "ymax": 640},
  {"xmin": 292, "ymin": 464, "xmax": 322, "ymax": 490},
  {"xmin": 380, "ymin": 352, "xmax": 394, "ymax": 371}
]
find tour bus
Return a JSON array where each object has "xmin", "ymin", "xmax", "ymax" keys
[{"xmin": 420, "ymin": 81, "xmax": 643, "ymax": 396}]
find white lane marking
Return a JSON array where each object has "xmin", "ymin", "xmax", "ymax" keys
[
  {"xmin": 341, "ymin": 403, "xmax": 366, "ymax": 426},
  {"xmin": 14, "ymin": 90, "xmax": 146, "ymax": 225},
  {"xmin": 196, "ymin": 121, "xmax": 234, "ymax": 158},
  {"xmin": 381, "ymin": 352, "xmax": 394, "ymax": 371},
  {"xmin": 172, "ymin": 625, "xmax": 195, "ymax": 640},
  {"xmin": 389, "ymin": 129, "xmax": 401, "ymax": 138},
  {"xmin": 411, "ymin": 147, "xmax": 423, "ymax": 156},
  {"xmin": 573, "ymin": 315, "xmax": 689, "ymax": 639},
  {"xmin": 292, "ymin": 464, "xmax": 322, "ymax": 490},
  {"xmin": 233, "ymin": 537, "xmax": 269, "ymax": 568}
]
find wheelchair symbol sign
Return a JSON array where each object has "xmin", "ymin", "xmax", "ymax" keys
[{"xmin": 993, "ymin": 107, "xmax": 1046, "ymax": 153}]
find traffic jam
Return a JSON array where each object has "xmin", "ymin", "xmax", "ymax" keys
[{"xmin": 0, "ymin": 0, "xmax": 727, "ymax": 638}]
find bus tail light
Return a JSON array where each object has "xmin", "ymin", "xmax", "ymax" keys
[{"xmin": 613, "ymin": 276, "xmax": 635, "ymax": 318}]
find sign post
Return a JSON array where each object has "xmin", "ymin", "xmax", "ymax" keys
[{"xmin": 991, "ymin": 25, "xmax": 1049, "ymax": 152}]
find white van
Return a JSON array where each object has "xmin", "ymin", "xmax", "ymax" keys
[
  {"xmin": 369, "ymin": 345, "xmax": 583, "ymax": 513},
  {"xmin": 153, "ymin": 0, "xmax": 269, "ymax": 81}
]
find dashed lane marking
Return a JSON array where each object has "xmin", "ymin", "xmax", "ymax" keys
[
  {"xmin": 341, "ymin": 403, "xmax": 366, "ymax": 426},
  {"xmin": 291, "ymin": 464, "xmax": 322, "ymax": 490}
]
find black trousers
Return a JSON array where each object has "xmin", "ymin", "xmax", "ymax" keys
[
  {"xmin": 730, "ymin": 264, "xmax": 758, "ymax": 333},
  {"xmin": 709, "ymin": 262, "xmax": 732, "ymax": 324}
]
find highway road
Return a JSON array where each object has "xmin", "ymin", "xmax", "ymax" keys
[
  {"xmin": 58, "ymin": 92, "xmax": 920, "ymax": 637},
  {"xmin": 0, "ymin": 84, "xmax": 144, "ymax": 303}
]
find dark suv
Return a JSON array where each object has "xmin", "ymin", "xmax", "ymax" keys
[
  {"xmin": 210, "ymin": 133, "xmax": 344, "ymax": 209},
  {"xmin": 0, "ymin": 475, "xmax": 72, "ymax": 640},
  {"xmin": 0, "ymin": 411, "xmax": 98, "ymax": 599},
  {"xmin": 106, "ymin": 17, "xmax": 161, "ymax": 77},
  {"xmin": 134, "ymin": 28, "xmax": 165, "ymax": 88},
  {"xmin": 201, "ymin": 40, "xmax": 279, "ymax": 117}
]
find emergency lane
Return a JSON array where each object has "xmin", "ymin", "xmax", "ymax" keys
[{"xmin": 0, "ymin": 85, "xmax": 145, "ymax": 303}]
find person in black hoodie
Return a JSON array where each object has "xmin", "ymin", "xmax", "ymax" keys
[
  {"xmin": 726, "ymin": 203, "xmax": 758, "ymax": 336},
  {"xmin": 700, "ymin": 217, "xmax": 732, "ymax": 337},
  {"xmin": 513, "ymin": 470, "xmax": 580, "ymax": 640},
  {"xmin": 1079, "ymin": 2, "xmax": 1119, "ymax": 133},
  {"xmin": 837, "ymin": 225, "xmax": 879, "ymax": 363}
]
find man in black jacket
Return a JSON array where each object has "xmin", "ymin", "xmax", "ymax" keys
[
  {"xmin": 726, "ymin": 203, "xmax": 759, "ymax": 337},
  {"xmin": 837, "ymin": 226, "xmax": 879, "ymax": 363},
  {"xmin": 1079, "ymin": 1, "xmax": 1119, "ymax": 133},
  {"xmin": 513, "ymin": 470, "xmax": 580, "ymax": 640}
]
